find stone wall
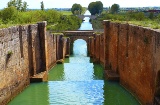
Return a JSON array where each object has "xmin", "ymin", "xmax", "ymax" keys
[
  {"xmin": 65, "ymin": 38, "xmax": 70, "ymax": 57},
  {"xmin": 94, "ymin": 35, "xmax": 100, "ymax": 62},
  {"xmin": 99, "ymin": 33, "xmax": 105, "ymax": 66},
  {"xmin": 56, "ymin": 34, "xmax": 64, "ymax": 62},
  {"xmin": 46, "ymin": 32, "xmax": 57, "ymax": 70},
  {"xmin": 89, "ymin": 37, "xmax": 95, "ymax": 58},
  {"xmin": 0, "ymin": 25, "xmax": 31, "ymax": 104},
  {"xmin": 102, "ymin": 20, "xmax": 160, "ymax": 104},
  {"xmin": 88, "ymin": 33, "xmax": 105, "ymax": 65},
  {"xmin": 0, "ymin": 21, "xmax": 69, "ymax": 104},
  {"xmin": 62, "ymin": 37, "xmax": 67, "ymax": 59}
]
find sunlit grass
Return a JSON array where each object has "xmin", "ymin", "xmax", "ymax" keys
[
  {"xmin": 128, "ymin": 20, "xmax": 160, "ymax": 29},
  {"xmin": 59, "ymin": 11, "xmax": 72, "ymax": 15},
  {"xmin": 92, "ymin": 12, "xmax": 160, "ymax": 30},
  {"xmin": 112, "ymin": 20, "xmax": 160, "ymax": 29}
]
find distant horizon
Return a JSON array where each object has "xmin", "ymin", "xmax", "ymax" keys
[{"xmin": 0, "ymin": 0, "xmax": 160, "ymax": 9}]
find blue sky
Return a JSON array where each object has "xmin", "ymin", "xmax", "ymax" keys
[{"xmin": 0, "ymin": 0, "xmax": 160, "ymax": 9}]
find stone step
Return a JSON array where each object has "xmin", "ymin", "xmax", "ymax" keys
[
  {"xmin": 104, "ymin": 70, "xmax": 120, "ymax": 81},
  {"xmin": 30, "ymin": 71, "xmax": 48, "ymax": 83}
]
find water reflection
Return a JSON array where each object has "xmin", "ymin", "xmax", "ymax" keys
[
  {"xmin": 48, "ymin": 81, "xmax": 104, "ymax": 105},
  {"xmin": 64, "ymin": 63, "xmax": 94, "ymax": 81},
  {"xmin": 78, "ymin": 10, "xmax": 93, "ymax": 30}
]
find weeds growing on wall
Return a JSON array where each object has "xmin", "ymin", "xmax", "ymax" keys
[
  {"xmin": 6, "ymin": 50, "xmax": 13, "ymax": 64},
  {"xmin": 0, "ymin": 7, "xmax": 82, "ymax": 32}
]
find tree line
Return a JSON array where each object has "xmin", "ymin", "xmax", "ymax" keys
[
  {"xmin": 0, "ymin": 0, "xmax": 82, "ymax": 31},
  {"xmin": 71, "ymin": 1, "xmax": 119, "ymax": 15}
]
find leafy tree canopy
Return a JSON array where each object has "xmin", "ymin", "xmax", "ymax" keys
[
  {"xmin": 1, "ymin": 6, "xmax": 18, "ymax": 23},
  {"xmin": 88, "ymin": 1, "xmax": 103, "ymax": 15},
  {"xmin": 110, "ymin": 4, "xmax": 120, "ymax": 14},
  {"xmin": 7, "ymin": 0, "xmax": 28, "ymax": 11},
  {"xmin": 71, "ymin": 3, "xmax": 82, "ymax": 15}
]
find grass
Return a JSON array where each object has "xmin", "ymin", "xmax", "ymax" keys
[
  {"xmin": 0, "ymin": 8, "xmax": 82, "ymax": 31},
  {"xmin": 59, "ymin": 11, "xmax": 72, "ymax": 15},
  {"xmin": 111, "ymin": 20, "xmax": 160, "ymax": 29},
  {"xmin": 128, "ymin": 21, "xmax": 160, "ymax": 29},
  {"xmin": 92, "ymin": 12, "xmax": 160, "ymax": 30}
]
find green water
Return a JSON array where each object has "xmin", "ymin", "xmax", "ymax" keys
[{"xmin": 9, "ymin": 40, "xmax": 140, "ymax": 105}]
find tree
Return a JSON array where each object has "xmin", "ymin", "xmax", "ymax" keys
[
  {"xmin": 71, "ymin": 3, "xmax": 82, "ymax": 15},
  {"xmin": 111, "ymin": 4, "xmax": 120, "ymax": 13},
  {"xmin": 7, "ymin": 0, "xmax": 16, "ymax": 8},
  {"xmin": 17, "ymin": 0, "xmax": 22, "ymax": 10},
  {"xmin": 7, "ymin": 0, "xmax": 28, "ymax": 11},
  {"xmin": 1, "ymin": 6, "xmax": 18, "ymax": 23},
  {"xmin": 41, "ymin": 1, "xmax": 44, "ymax": 11},
  {"xmin": 88, "ymin": 1, "xmax": 103, "ymax": 15},
  {"xmin": 21, "ymin": 1, "xmax": 28, "ymax": 11},
  {"xmin": 149, "ymin": 12, "xmax": 154, "ymax": 19}
]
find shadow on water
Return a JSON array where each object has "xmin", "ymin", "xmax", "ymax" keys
[{"xmin": 9, "ymin": 10, "xmax": 140, "ymax": 105}]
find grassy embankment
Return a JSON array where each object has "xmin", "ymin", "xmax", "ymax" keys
[
  {"xmin": 91, "ymin": 11, "xmax": 160, "ymax": 31},
  {"xmin": 0, "ymin": 6, "xmax": 82, "ymax": 32}
]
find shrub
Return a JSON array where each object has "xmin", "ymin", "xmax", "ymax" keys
[
  {"xmin": 156, "ymin": 14, "xmax": 160, "ymax": 23},
  {"xmin": 0, "ymin": 8, "xmax": 82, "ymax": 31},
  {"xmin": 149, "ymin": 12, "xmax": 154, "ymax": 19},
  {"xmin": 1, "ymin": 6, "xmax": 18, "ymax": 23}
]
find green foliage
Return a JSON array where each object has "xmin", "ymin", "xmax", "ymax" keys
[
  {"xmin": 88, "ymin": 1, "xmax": 103, "ymax": 15},
  {"xmin": 82, "ymin": 7, "xmax": 87, "ymax": 14},
  {"xmin": 111, "ymin": 4, "xmax": 120, "ymax": 13},
  {"xmin": 71, "ymin": 3, "xmax": 82, "ymax": 15},
  {"xmin": 156, "ymin": 14, "xmax": 160, "ymax": 22},
  {"xmin": 7, "ymin": 50, "xmax": 13, "ymax": 55},
  {"xmin": 125, "ymin": 12, "xmax": 146, "ymax": 21},
  {"xmin": 135, "ymin": 12, "xmax": 145, "ymax": 21},
  {"xmin": 1, "ymin": 6, "xmax": 18, "ymax": 24},
  {"xmin": 0, "ymin": 8, "xmax": 82, "ymax": 31},
  {"xmin": 149, "ymin": 12, "xmax": 154, "ymax": 19},
  {"xmin": 47, "ymin": 15, "xmax": 82, "ymax": 32},
  {"xmin": 92, "ymin": 12, "xmax": 160, "ymax": 30},
  {"xmin": 21, "ymin": 1, "xmax": 28, "ymax": 12},
  {"xmin": 59, "ymin": 11, "xmax": 72, "ymax": 15},
  {"xmin": 7, "ymin": 0, "xmax": 28, "ymax": 11},
  {"xmin": 41, "ymin": 1, "xmax": 44, "ymax": 11},
  {"xmin": 16, "ymin": 0, "xmax": 22, "ymax": 10}
]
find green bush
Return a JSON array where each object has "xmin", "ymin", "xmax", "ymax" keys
[
  {"xmin": 0, "ymin": 8, "xmax": 82, "ymax": 31},
  {"xmin": 149, "ymin": 12, "xmax": 154, "ymax": 19},
  {"xmin": 156, "ymin": 14, "xmax": 160, "ymax": 23},
  {"xmin": 92, "ymin": 11, "xmax": 160, "ymax": 29},
  {"xmin": 126, "ymin": 12, "xmax": 146, "ymax": 21},
  {"xmin": 1, "ymin": 6, "xmax": 18, "ymax": 24},
  {"xmin": 47, "ymin": 15, "xmax": 81, "ymax": 32}
]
